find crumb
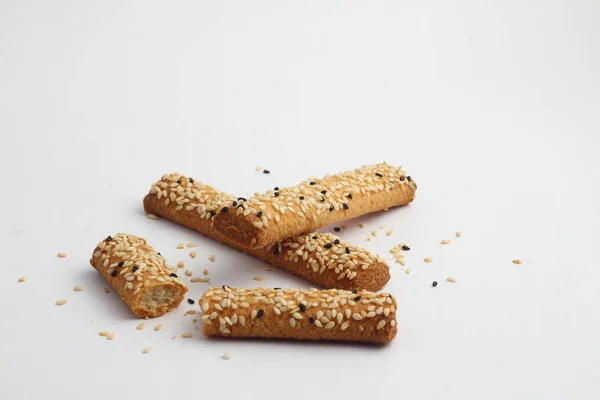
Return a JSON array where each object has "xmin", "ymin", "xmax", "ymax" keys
[
  {"xmin": 136, "ymin": 323, "xmax": 145, "ymax": 330},
  {"xmin": 147, "ymin": 214, "xmax": 158, "ymax": 220},
  {"xmin": 73, "ymin": 285, "xmax": 83, "ymax": 291},
  {"xmin": 203, "ymin": 269, "xmax": 209, "ymax": 275},
  {"xmin": 18, "ymin": 277, "xmax": 26, "ymax": 283},
  {"xmin": 57, "ymin": 252, "xmax": 67, "ymax": 258},
  {"xmin": 359, "ymin": 223, "xmax": 366, "ymax": 229},
  {"xmin": 253, "ymin": 275, "xmax": 264, "ymax": 281},
  {"xmin": 208, "ymin": 254, "xmax": 215, "ymax": 262},
  {"xmin": 371, "ymin": 230, "xmax": 378, "ymax": 237},
  {"xmin": 55, "ymin": 300, "xmax": 66, "ymax": 305}
]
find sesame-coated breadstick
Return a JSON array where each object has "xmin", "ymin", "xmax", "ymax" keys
[
  {"xmin": 212, "ymin": 163, "xmax": 416, "ymax": 249},
  {"xmin": 143, "ymin": 174, "xmax": 390, "ymax": 291},
  {"xmin": 200, "ymin": 286, "xmax": 397, "ymax": 344},
  {"xmin": 90, "ymin": 233, "xmax": 188, "ymax": 318}
]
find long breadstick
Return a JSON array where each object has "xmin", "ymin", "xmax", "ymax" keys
[
  {"xmin": 90, "ymin": 233, "xmax": 188, "ymax": 318},
  {"xmin": 212, "ymin": 162, "xmax": 416, "ymax": 249},
  {"xmin": 200, "ymin": 286, "xmax": 397, "ymax": 344},
  {"xmin": 143, "ymin": 174, "xmax": 390, "ymax": 291}
]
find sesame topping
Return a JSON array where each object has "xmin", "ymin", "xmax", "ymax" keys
[
  {"xmin": 402, "ymin": 245, "xmax": 410, "ymax": 251},
  {"xmin": 257, "ymin": 309, "xmax": 264, "ymax": 318},
  {"xmin": 221, "ymin": 207, "xmax": 229, "ymax": 213},
  {"xmin": 188, "ymin": 298, "xmax": 195, "ymax": 304},
  {"xmin": 424, "ymin": 257, "xmax": 433, "ymax": 263},
  {"xmin": 57, "ymin": 253, "xmax": 67, "ymax": 258},
  {"xmin": 147, "ymin": 213, "xmax": 158, "ymax": 220},
  {"xmin": 182, "ymin": 333, "xmax": 193, "ymax": 338},
  {"xmin": 257, "ymin": 211, "xmax": 263, "ymax": 218},
  {"xmin": 334, "ymin": 227, "xmax": 341, "ymax": 232},
  {"xmin": 375, "ymin": 173, "xmax": 383, "ymax": 177},
  {"xmin": 513, "ymin": 259, "xmax": 522, "ymax": 264},
  {"xmin": 432, "ymin": 281, "xmax": 438, "ymax": 287},
  {"xmin": 143, "ymin": 348, "xmax": 152, "ymax": 354},
  {"xmin": 154, "ymin": 324, "xmax": 163, "ymax": 331},
  {"xmin": 55, "ymin": 300, "xmax": 66, "ymax": 306},
  {"xmin": 185, "ymin": 270, "xmax": 192, "ymax": 276},
  {"xmin": 117, "ymin": 261, "xmax": 124, "ymax": 267},
  {"xmin": 455, "ymin": 231, "xmax": 462, "ymax": 237},
  {"xmin": 170, "ymin": 273, "xmax": 178, "ymax": 278},
  {"xmin": 324, "ymin": 243, "xmax": 333, "ymax": 249},
  {"xmin": 253, "ymin": 275, "xmax": 264, "ymax": 281},
  {"xmin": 132, "ymin": 266, "xmax": 139, "ymax": 273},
  {"xmin": 136, "ymin": 323, "xmax": 145, "ymax": 330},
  {"xmin": 18, "ymin": 277, "xmax": 26, "ymax": 283},
  {"xmin": 263, "ymin": 169, "xmax": 270, "ymax": 174},
  {"xmin": 441, "ymin": 239, "xmax": 451, "ymax": 245},
  {"xmin": 187, "ymin": 243, "xmax": 197, "ymax": 248},
  {"xmin": 110, "ymin": 270, "xmax": 117, "ymax": 277},
  {"xmin": 73, "ymin": 285, "xmax": 83, "ymax": 292},
  {"xmin": 209, "ymin": 254, "xmax": 216, "ymax": 262},
  {"xmin": 446, "ymin": 276, "xmax": 456, "ymax": 283},
  {"xmin": 343, "ymin": 203, "xmax": 349, "ymax": 210}
]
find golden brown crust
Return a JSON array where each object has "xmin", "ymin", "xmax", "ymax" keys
[
  {"xmin": 90, "ymin": 233, "xmax": 188, "ymax": 318},
  {"xmin": 144, "ymin": 175, "xmax": 390, "ymax": 291},
  {"xmin": 200, "ymin": 286, "xmax": 397, "ymax": 344},
  {"xmin": 212, "ymin": 163, "xmax": 417, "ymax": 249}
]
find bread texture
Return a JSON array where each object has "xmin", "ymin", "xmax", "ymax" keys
[
  {"xmin": 201, "ymin": 286, "xmax": 397, "ymax": 344},
  {"xmin": 144, "ymin": 174, "xmax": 390, "ymax": 291},
  {"xmin": 212, "ymin": 163, "xmax": 416, "ymax": 249},
  {"xmin": 90, "ymin": 233, "xmax": 188, "ymax": 318}
]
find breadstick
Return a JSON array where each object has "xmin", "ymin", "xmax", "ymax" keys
[
  {"xmin": 90, "ymin": 233, "xmax": 188, "ymax": 318},
  {"xmin": 143, "ymin": 174, "xmax": 390, "ymax": 291},
  {"xmin": 212, "ymin": 162, "xmax": 416, "ymax": 248},
  {"xmin": 200, "ymin": 286, "xmax": 397, "ymax": 344}
]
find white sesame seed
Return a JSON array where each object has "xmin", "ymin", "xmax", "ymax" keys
[
  {"xmin": 455, "ymin": 231, "xmax": 462, "ymax": 237},
  {"xmin": 289, "ymin": 318, "xmax": 296, "ymax": 327},
  {"xmin": 177, "ymin": 261, "xmax": 185, "ymax": 268},
  {"xmin": 441, "ymin": 239, "xmax": 451, "ymax": 245},
  {"xmin": 292, "ymin": 312, "xmax": 303, "ymax": 320},
  {"xmin": 209, "ymin": 254, "xmax": 216, "ymax": 262},
  {"xmin": 136, "ymin": 323, "xmax": 144, "ymax": 330},
  {"xmin": 189, "ymin": 251, "xmax": 196, "ymax": 258},
  {"xmin": 181, "ymin": 333, "xmax": 192, "ymax": 338},
  {"xmin": 55, "ymin": 300, "xmax": 66, "ymax": 306},
  {"xmin": 177, "ymin": 243, "xmax": 184, "ymax": 249},
  {"xmin": 73, "ymin": 285, "xmax": 83, "ymax": 291},
  {"xmin": 341, "ymin": 322, "xmax": 349, "ymax": 330},
  {"xmin": 143, "ymin": 347, "xmax": 152, "ymax": 354},
  {"xmin": 18, "ymin": 277, "xmax": 26, "ymax": 283},
  {"xmin": 424, "ymin": 257, "xmax": 433, "ymax": 263},
  {"xmin": 187, "ymin": 243, "xmax": 197, "ymax": 248},
  {"xmin": 352, "ymin": 313, "xmax": 363, "ymax": 320},
  {"xmin": 147, "ymin": 214, "xmax": 158, "ymax": 220},
  {"xmin": 371, "ymin": 230, "xmax": 378, "ymax": 237},
  {"xmin": 106, "ymin": 333, "xmax": 115, "ymax": 340},
  {"xmin": 190, "ymin": 277, "xmax": 210, "ymax": 282},
  {"xmin": 446, "ymin": 276, "xmax": 456, "ymax": 283},
  {"xmin": 222, "ymin": 352, "xmax": 231, "ymax": 360},
  {"xmin": 324, "ymin": 321, "xmax": 335, "ymax": 329},
  {"xmin": 154, "ymin": 324, "xmax": 162, "ymax": 331},
  {"xmin": 386, "ymin": 231, "xmax": 394, "ymax": 236},
  {"xmin": 185, "ymin": 269, "xmax": 192, "ymax": 277},
  {"xmin": 253, "ymin": 275, "xmax": 264, "ymax": 281},
  {"xmin": 377, "ymin": 320, "xmax": 386, "ymax": 330},
  {"xmin": 513, "ymin": 259, "xmax": 522, "ymax": 264},
  {"xmin": 99, "ymin": 331, "xmax": 109, "ymax": 337},
  {"xmin": 57, "ymin": 253, "xmax": 67, "ymax": 258}
]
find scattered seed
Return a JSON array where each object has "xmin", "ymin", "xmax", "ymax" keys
[
  {"xmin": 432, "ymin": 281, "xmax": 438, "ymax": 287},
  {"xmin": 177, "ymin": 261, "xmax": 185, "ymax": 268},
  {"xmin": 441, "ymin": 239, "xmax": 451, "ymax": 245},
  {"xmin": 255, "ymin": 166, "xmax": 262, "ymax": 171},
  {"xmin": 103, "ymin": 288, "xmax": 110, "ymax": 294},
  {"xmin": 253, "ymin": 275, "xmax": 264, "ymax": 281},
  {"xmin": 177, "ymin": 243, "xmax": 184, "ymax": 249},
  {"xmin": 209, "ymin": 254, "xmax": 215, "ymax": 262},
  {"xmin": 185, "ymin": 270, "xmax": 192, "ymax": 277},
  {"xmin": 261, "ymin": 266, "xmax": 271, "ymax": 272},
  {"xmin": 513, "ymin": 259, "xmax": 522, "ymax": 264},
  {"xmin": 263, "ymin": 169, "xmax": 270, "ymax": 174},
  {"xmin": 455, "ymin": 231, "xmax": 462, "ymax": 237},
  {"xmin": 136, "ymin": 323, "xmax": 145, "ymax": 330},
  {"xmin": 73, "ymin": 285, "xmax": 83, "ymax": 292},
  {"xmin": 190, "ymin": 252, "xmax": 197, "ymax": 258},
  {"xmin": 99, "ymin": 331, "xmax": 109, "ymax": 337},
  {"xmin": 367, "ymin": 237, "xmax": 372, "ymax": 241},
  {"xmin": 57, "ymin": 253, "xmax": 67, "ymax": 258},
  {"xmin": 18, "ymin": 277, "xmax": 26, "ymax": 283},
  {"xmin": 371, "ymin": 231, "xmax": 378, "ymax": 237},
  {"xmin": 170, "ymin": 272, "xmax": 178, "ymax": 278},
  {"xmin": 190, "ymin": 277, "xmax": 210, "ymax": 283},
  {"xmin": 446, "ymin": 276, "xmax": 456, "ymax": 283},
  {"xmin": 424, "ymin": 257, "xmax": 433, "ymax": 263},
  {"xmin": 182, "ymin": 333, "xmax": 192, "ymax": 338},
  {"xmin": 188, "ymin": 298, "xmax": 195, "ymax": 305},
  {"xmin": 203, "ymin": 269, "xmax": 209, "ymax": 275},
  {"xmin": 402, "ymin": 245, "xmax": 410, "ymax": 251},
  {"xmin": 405, "ymin": 268, "xmax": 411, "ymax": 274},
  {"xmin": 185, "ymin": 310, "xmax": 196, "ymax": 315},
  {"xmin": 334, "ymin": 227, "xmax": 341, "ymax": 232},
  {"xmin": 55, "ymin": 300, "xmax": 66, "ymax": 305},
  {"xmin": 186, "ymin": 243, "xmax": 196, "ymax": 248},
  {"xmin": 154, "ymin": 324, "xmax": 162, "ymax": 331},
  {"xmin": 143, "ymin": 348, "xmax": 152, "ymax": 354},
  {"xmin": 386, "ymin": 231, "xmax": 394, "ymax": 236},
  {"xmin": 222, "ymin": 352, "xmax": 231, "ymax": 360},
  {"xmin": 359, "ymin": 223, "xmax": 366, "ymax": 228},
  {"xmin": 147, "ymin": 214, "xmax": 158, "ymax": 220},
  {"xmin": 106, "ymin": 333, "xmax": 115, "ymax": 340}
]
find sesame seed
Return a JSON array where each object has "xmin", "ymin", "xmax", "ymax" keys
[
  {"xmin": 273, "ymin": 247, "xmax": 280, "ymax": 255},
  {"xmin": 347, "ymin": 194, "xmax": 352, "ymax": 199},
  {"xmin": 329, "ymin": 206, "xmax": 334, "ymax": 211},
  {"xmin": 203, "ymin": 269, "xmax": 209, "ymax": 275},
  {"xmin": 188, "ymin": 298, "xmax": 195, "ymax": 305},
  {"xmin": 57, "ymin": 253, "xmax": 67, "ymax": 258},
  {"xmin": 257, "ymin": 211, "xmax": 263, "ymax": 218},
  {"xmin": 345, "ymin": 247, "xmax": 350, "ymax": 254},
  {"xmin": 185, "ymin": 310, "xmax": 196, "ymax": 315},
  {"xmin": 189, "ymin": 178, "xmax": 194, "ymax": 183},
  {"xmin": 513, "ymin": 259, "xmax": 522, "ymax": 264},
  {"xmin": 177, "ymin": 261, "xmax": 185, "ymax": 268},
  {"xmin": 371, "ymin": 230, "xmax": 378, "ymax": 237},
  {"xmin": 117, "ymin": 261, "xmax": 124, "ymax": 267},
  {"xmin": 190, "ymin": 277, "xmax": 210, "ymax": 282},
  {"xmin": 377, "ymin": 320, "xmax": 386, "ymax": 330},
  {"xmin": 320, "ymin": 190, "xmax": 327, "ymax": 194},
  {"xmin": 407, "ymin": 176, "xmax": 412, "ymax": 182},
  {"xmin": 274, "ymin": 192, "xmax": 279, "ymax": 197},
  {"xmin": 441, "ymin": 239, "xmax": 451, "ymax": 245},
  {"xmin": 103, "ymin": 288, "xmax": 110, "ymax": 294},
  {"xmin": 352, "ymin": 289, "xmax": 357, "ymax": 293},
  {"xmin": 136, "ymin": 323, "xmax": 145, "ymax": 330},
  {"xmin": 375, "ymin": 173, "xmax": 383, "ymax": 177},
  {"xmin": 309, "ymin": 317, "xmax": 315, "ymax": 324},
  {"xmin": 359, "ymin": 223, "xmax": 366, "ymax": 228},
  {"xmin": 402, "ymin": 245, "xmax": 410, "ymax": 251},
  {"xmin": 257, "ymin": 309, "xmax": 264, "ymax": 318},
  {"xmin": 386, "ymin": 231, "xmax": 394, "ymax": 236},
  {"xmin": 274, "ymin": 187, "xmax": 280, "ymax": 191},
  {"xmin": 446, "ymin": 276, "xmax": 456, "ymax": 283},
  {"xmin": 309, "ymin": 181, "xmax": 315, "ymax": 185},
  {"xmin": 187, "ymin": 243, "xmax": 197, "ymax": 248},
  {"xmin": 299, "ymin": 196, "xmax": 305, "ymax": 200},
  {"xmin": 334, "ymin": 227, "xmax": 341, "ymax": 232},
  {"xmin": 253, "ymin": 275, "xmax": 264, "ymax": 281},
  {"xmin": 106, "ymin": 236, "xmax": 112, "ymax": 241},
  {"xmin": 263, "ymin": 169, "xmax": 270, "ymax": 174},
  {"xmin": 189, "ymin": 252, "xmax": 196, "ymax": 258},
  {"xmin": 209, "ymin": 254, "xmax": 216, "ymax": 262},
  {"xmin": 354, "ymin": 296, "xmax": 361, "ymax": 301},
  {"xmin": 111, "ymin": 270, "xmax": 117, "ymax": 277},
  {"xmin": 221, "ymin": 207, "xmax": 229, "ymax": 213},
  {"xmin": 185, "ymin": 270, "xmax": 192, "ymax": 276},
  {"xmin": 255, "ymin": 166, "xmax": 262, "ymax": 171},
  {"xmin": 18, "ymin": 277, "xmax": 26, "ymax": 283},
  {"xmin": 343, "ymin": 203, "xmax": 349, "ymax": 210},
  {"xmin": 170, "ymin": 273, "xmax": 178, "ymax": 278},
  {"xmin": 404, "ymin": 268, "xmax": 411, "ymax": 274},
  {"xmin": 455, "ymin": 231, "xmax": 462, "ymax": 237},
  {"xmin": 334, "ymin": 239, "xmax": 340, "ymax": 245},
  {"xmin": 132, "ymin": 266, "xmax": 139, "ymax": 272},
  {"xmin": 232, "ymin": 201, "xmax": 238, "ymax": 207},
  {"xmin": 324, "ymin": 243, "xmax": 333, "ymax": 249},
  {"xmin": 262, "ymin": 266, "xmax": 271, "ymax": 271},
  {"xmin": 147, "ymin": 213, "xmax": 158, "ymax": 220},
  {"xmin": 424, "ymin": 257, "xmax": 433, "ymax": 263},
  {"xmin": 222, "ymin": 352, "xmax": 231, "ymax": 360},
  {"xmin": 182, "ymin": 333, "xmax": 192, "ymax": 338},
  {"xmin": 106, "ymin": 333, "xmax": 115, "ymax": 340},
  {"xmin": 99, "ymin": 331, "xmax": 109, "ymax": 337},
  {"xmin": 143, "ymin": 348, "xmax": 152, "ymax": 354},
  {"xmin": 432, "ymin": 281, "xmax": 438, "ymax": 287},
  {"xmin": 73, "ymin": 285, "xmax": 83, "ymax": 292},
  {"xmin": 299, "ymin": 303, "xmax": 306, "ymax": 312},
  {"xmin": 154, "ymin": 324, "xmax": 162, "ymax": 331},
  {"xmin": 55, "ymin": 300, "xmax": 66, "ymax": 306}
]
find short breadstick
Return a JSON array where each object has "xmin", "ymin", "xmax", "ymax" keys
[
  {"xmin": 212, "ymin": 162, "xmax": 417, "ymax": 248},
  {"xmin": 200, "ymin": 286, "xmax": 397, "ymax": 344},
  {"xmin": 90, "ymin": 233, "xmax": 188, "ymax": 318},
  {"xmin": 143, "ymin": 174, "xmax": 390, "ymax": 291}
]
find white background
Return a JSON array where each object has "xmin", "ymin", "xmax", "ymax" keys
[{"xmin": 1, "ymin": 1, "xmax": 599, "ymax": 399}]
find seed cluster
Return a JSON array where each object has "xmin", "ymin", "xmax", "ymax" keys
[
  {"xmin": 266, "ymin": 232, "xmax": 386, "ymax": 281},
  {"xmin": 389, "ymin": 242, "xmax": 409, "ymax": 266},
  {"xmin": 91, "ymin": 233, "xmax": 186, "ymax": 296},
  {"xmin": 223, "ymin": 163, "xmax": 414, "ymax": 233},
  {"xmin": 201, "ymin": 286, "xmax": 396, "ymax": 336}
]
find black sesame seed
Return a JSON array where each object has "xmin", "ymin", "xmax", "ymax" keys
[
  {"xmin": 274, "ymin": 287, "xmax": 281, "ymax": 290},
  {"xmin": 210, "ymin": 211, "xmax": 216, "ymax": 217},
  {"xmin": 237, "ymin": 197, "xmax": 246, "ymax": 201},
  {"xmin": 334, "ymin": 227, "xmax": 341, "ymax": 232},
  {"xmin": 334, "ymin": 239, "xmax": 340, "ymax": 245},
  {"xmin": 222, "ymin": 285, "xmax": 228, "ymax": 290},
  {"xmin": 157, "ymin": 252, "xmax": 161, "ymax": 256},
  {"xmin": 189, "ymin": 178, "xmax": 194, "ymax": 183},
  {"xmin": 324, "ymin": 243, "xmax": 333, "ymax": 249},
  {"xmin": 237, "ymin": 204, "xmax": 244, "ymax": 208},
  {"xmin": 345, "ymin": 247, "xmax": 350, "ymax": 254},
  {"xmin": 309, "ymin": 181, "xmax": 316, "ymax": 185},
  {"xmin": 432, "ymin": 281, "xmax": 438, "ymax": 287},
  {"xmin": 352, "ymin": 289, "xmax": 358, "ymax": 294},
  {"xmin": 188, "ymin": 298, "xmax": 195, "ymax": 304},
  {"xmin": 110, "ymin": 270, "xmax": 117, "ymax": 277},
  {"xmin": 354, "ymin": 296, "xmax": 361, "ymax": 301},
  {"xmin": 375, "ymin": 173, "xmax": 383, "ymax": 178},
  {"xmin": 257, "ymin": 211, "xmax": 263, "ymax": 218},
  {"xmin": 274, "ymin": 247, "xmax": 280, "ymax": 255},
  {"xmin": 170, "ymin": 273, "xmax": 177, "ymax": 278},
  {"xmin": 117, "ymin": 261, "xmax": 124, "ymax": 267},
  {"xmin": 309, "ymin": 317, "xmax": 316, "ymax": 324},
  {"xmin": 402, "ymin": 245, "xmax": 410, "ymax": 251},
  {"xmin": 320, "ymin": 196, "xmax": 325, "ymax": 202},
  {"xmin": 274, "ymin": 187, "xmax": 279, "ymax": 191},
  {"xmin": 232, "ymin": 201, "xmax": 238, "ymax": 207},
  {"xmin": 263, "ymin": 169, "xmax": 270, "ymax": 174},
  {"xmin": 106, "ymin": 236, "xmax": 112, "ymax": 241},
  {"xmin": 221, "ymin": 206, "xmax": 229, "ymax": 213},
  {"xmin": 177, "ymin": 180, "xmax": 182, "ymax": 184},
  {"xmin": 274, "ymin": 192, "xmax": 279, "ymax": 197},
  {"xmin": 312, "ymin": 235, "xmax": 317, "ymax": 239},
  {"xmin": 257, "ymin": 309, "xmax": 264, "ymax": 318},
  {"xmin": 347, "ymin": 193, "xmax": 352, "ymax": 199},
  {"xmin": 299, "ymin": 196, "xmax": 305, "ymax": 200},
  {"xmin": 132, "ymin": 266, "xmax": 139, "ymax": 272},
  {"xmin": 299, "ymin": 303, "xmax": 306, "ymax": 312},
  {"xmin": 329, "ymin": 206, "xmax": 334, "ymax": 211},
  {"xmin": 399, "ymin": 176, "xmax": 406, "ymax": 181},
  {"xmin": 321, "ymin": 190, "xmax": 327, "ymax": 194},
  {"xmin": 343, "ymin": 203, "xmax": 349, "ymax": 210},
  {"xmin": 407, "ymin": 176, "xmax": 412, "ymax": 182}
]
